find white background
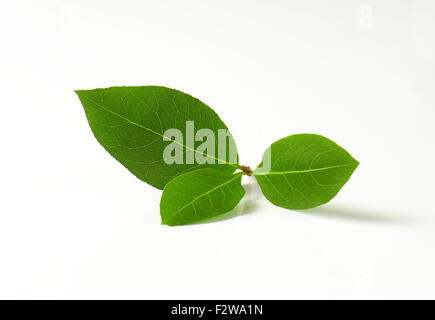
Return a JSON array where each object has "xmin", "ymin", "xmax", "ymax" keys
[{"xmin": 1, "ymin": 0, "xmax": 434, "ymax": 299}]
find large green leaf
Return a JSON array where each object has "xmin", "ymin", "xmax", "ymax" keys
[
  {"xmin": 254, "ymin": 134, "xmax": 358, "ymax": 210},
  {"xmin": 160, "ymin": 169, "xmax": 245, "ymax": 226},
  {"xmin": 76, "ymin": 86, "xmax": 238, "ymax": 189}
]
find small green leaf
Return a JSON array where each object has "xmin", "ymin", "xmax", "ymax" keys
[
  {"xmin": 75, "ymin": 86, "xmax": 239, "ymax": 190},
  {"xmin": 160, "ymin": 169, "xmax": 245, "ymax": 226},
  {"xmin": 254, "ymin": 134, "xmax": 358, "ymax": 210}
]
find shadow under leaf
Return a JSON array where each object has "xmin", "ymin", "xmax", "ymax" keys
[{"xmin": 299, "ymin": 203, "xmax": 418, "ymax": 225}]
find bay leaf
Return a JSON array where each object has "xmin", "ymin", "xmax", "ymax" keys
[
  {"xmin": 160, "ymin": 169, "xmax": 245, "ymax": 226},
  {"xmin": 254, "ymin": 134, "xmax": 358, "ymax": 210},
  {"xmin": 76, "ymin": 86, "xmax": 239, "ymax": 189}
]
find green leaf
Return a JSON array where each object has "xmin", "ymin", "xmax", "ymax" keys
[
  {"xmin": 254, "ymin": 134, "xmax": 358, "ymax": 210},
  {"xmin": 160, "ymin": 169, "xmax": 245, "ymax": 226},
  {"xmin": 75, "ymin": 86, "xmax": 239, "ymax": 189}
]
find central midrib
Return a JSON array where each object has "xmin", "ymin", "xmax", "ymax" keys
[
  {"xmin": 253, "ymin": 163, "xmax": 355, "ymax": 175},
  {"xmin": 82, "ymin": 95, "xmax": 238, "ymax": 168}
]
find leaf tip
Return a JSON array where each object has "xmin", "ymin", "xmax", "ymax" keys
[{"xmin": 353, "ymin": 157, "xmax": 360, "ymax": 169}]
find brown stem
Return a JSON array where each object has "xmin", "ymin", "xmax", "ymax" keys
[{"xmin": 240, "ymin": 165, "xmax": 253, "ymax": 176}]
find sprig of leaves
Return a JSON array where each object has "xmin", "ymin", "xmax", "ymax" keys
[{"xmin": 76, "ymin": 86, "xmax": 358, "ymax": 226}]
